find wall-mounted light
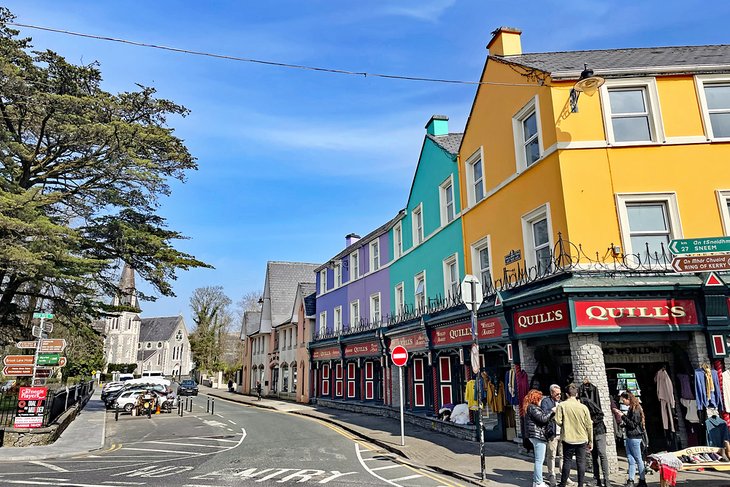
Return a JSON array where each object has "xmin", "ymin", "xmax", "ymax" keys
[{"xmin": 569, "ymin": 64, "xmax": 605, "ymax": 113}]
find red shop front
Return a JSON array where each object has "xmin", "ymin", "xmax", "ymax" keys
[{"xmin": 342, "ymin": 340, "xmax": 383, "ymax": 403}]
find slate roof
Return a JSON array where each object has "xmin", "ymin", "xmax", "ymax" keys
[
  {"xmin": 495, "ymin": 44, "xmax": 730, "ymax": 79},
  {"xmin": 426, "ymin": 133, "xmax": 463, "ymax": 156},
  {"xmin": 299, "ymin": 283, "xmax": 317, "ymax": 317},
  {"xmin": 137, "ymin": 349, "xmax": 156, "ymax": 362},
  {"xmin": 263, "ymin": 262, "xmax": 320, "ymax": 329},
  {"xmin": 243, "ymin": 310, "xmax": 262, "ymax": 338},
  {"xmin": 139, "ymin": 316, "xmax": 183, "ymax": 342}
]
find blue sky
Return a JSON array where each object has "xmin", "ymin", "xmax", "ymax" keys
[{"xmin": 5, "ymin": 1, "xmax": 730, "ymax": 328}]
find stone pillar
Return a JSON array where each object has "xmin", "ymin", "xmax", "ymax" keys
[
  {"xmin": 688, "ymin": 332, "xmax": 710, "ymax": 368},
  {"xmin": 568, "ymin": 333, "xmax": 619, "ymax": 474}
]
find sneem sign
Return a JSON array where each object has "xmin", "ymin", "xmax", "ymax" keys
[
  {"xmin": 431, "ymin": 317, "xmax": 504, "ymax": 346},
  {"xmin": 513, "ymin": 302, "xmax": 570, "ymax": 336},
  {"xmin": 574, "ymin": 299, "xmax": 699, "ymax": 328},
  {"xmin": 312, "ymin": 347, "xmax": 340, "ymax": 360},
  {"xmin": 344, "ymin": 341, "xmax": 380, "ymax": 358}
]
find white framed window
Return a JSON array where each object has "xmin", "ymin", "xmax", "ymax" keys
[
  {"xmin": 716, "ymin": 190, "xmax": 730, "ymax": 235},
  {"xmin": 697, "ymin": 75, "xmax": 730, "ymax": 140},
  {"xmin": 471, "ymin": 236, "xmax": 492, "ymax": 293},
  {"xmin": 350, "ymin": 251, "xmax": 359, "ymax": 280},
  {"xmin": 370, "ymin": 240, "xmax": 380, "ymax": 272},
  {"xmin": 443, "ymin": 254, "xmax": 459, "ymax": 298},
  {"xmin": 600, "ymin": 78, "xmax": 664, "ymax": 144},
  {"xmin": 350, "ymin": 300, "xmax": 360, "ymax": 327},
  {"xmin": 522, "ymin": 204, "xmax": 553, "ymax": 272},
  {"xmin": 334, "ymin": 261, "xmax": 342, "ymax": 288},
  {"xmin": 334, "ymin": 306, "xmax": 342, "ymax": 333},
  {"xmin": 319, "ymin": 269, "xmax": 327, "ymax": 294},
  {"xmin": 616, "ymin": 193, "xmax": 682, "ymax": 259},
  {"xmin": 393, "ymin": 222, "xmax": 403, "ymax": 258},
  {"xmin": 465, "ymin": 149, "xmax": 485, "ymax": 207},
  {"xmin": 412, "ymin": 204, "xmax": 424, "ymax": 246},
  {"xmin": 512, "ymin": 96, "xmax": 542, "ymax": 170},
  {"xmin": 318, "ymin": 311, "xmax": 327, "ymax": 336},
  {"xmin": 439, "ymin": 176, "xmax": 456, "ymax": 226},
  {"xmin": 394, "ymin": 282, "xmax": 405, "ymax": 314},
  {"xmin": 414, "ymin": 271, "xmax": 426, "ymax": 310},
  {"xmin": 369, "ymin": 293, "xmax": 381, "ymax": 324}
]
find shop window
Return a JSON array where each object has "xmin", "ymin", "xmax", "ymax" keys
[
  {"xmin": 439, "ymin": 356, "xmax": 452, "ymax": 406},
  {"xmin": 364, "ymin": 361, "xmax": 374, "ymax": 400},
  {"xmin": 393, "ymin": 222, "xmax": 403, "ymax": 258},
  {"xmin": 443, "ymin": 254, "xmax": 459, "ymax": 298},
  {"xmin": 522, "ymin": 204, "xmax": 552, "ymax": 273},
  {"xmin": 350, "ymin": 251, "xmax": 359, "ymax": 280},
  {"xmin": 600, "ymin": 78, "xmax": 663, "ymax": 144},
  {"xmin": 513, "ymin": 96, "xmax": 542, "ymax": 170},
  {"xmin": 439, "ymin": 176, "xmax": 455, "ymax": 226},
  {"xmin": 335, "ymin": 363, "xmax": 343, "ymax": 397},
  {"xmin": 465, "ymin": 149, "xmax": 485, "ymax": 207},
  {"xmin": 413, "ymin": 358, "xmax": 426, "ymax": 407},
  {"xmin": 616, "ymin": 193, "xmax": 681, "ymax": 259},
  {"xmin": 698, "ymin": 76, "xmax": 730, "ymax": 140},
  {"xmin": 370, "ymin": 240, "xmax": 380, "ymax": 271},
  {"xmin": 321, "ymin": 364, "xmax": 330, "ymax": 396},
  {"xmin": 412, "ymin": 204, "xmax": 424, "ymax": 246},
  {"xmin": 347, "ymin": 362, "xmax": 356, "ymax": 399}
]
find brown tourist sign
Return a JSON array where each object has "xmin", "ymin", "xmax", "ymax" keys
[{"xmin": 671, "ymin": 253, "xmax": 730, "ymax": 273}]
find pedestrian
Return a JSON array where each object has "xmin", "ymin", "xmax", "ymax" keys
[
  {"xmin": 228, "ymin": 379, "xmax": 234, "ymax": 392},
  {"xmin": 256, "ymin": 380, "xmax": 262, "ymax": 400},
  {"xmin": 524, "ymin": 389, "xmax": 555, "ymax": 487},
  {"xmin": 613, "ymin": 392, "xmax": 647, "ymax": 487},
  {"xmin": 580, "ymin": 395, "xmax": 611, "ymax": 487},
  {"xmin": 555, "ymin": 383, "xmax": 593, "ymax": 487},
  {"xmin": 541, "ymin": 384, "xmax": 574, "ymax": 487}
]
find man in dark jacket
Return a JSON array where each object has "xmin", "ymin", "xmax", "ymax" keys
[
  {"xmin": 542, "ymin": 385, "xmax": 574, "ymax": 487},
  {"xmin": 581, "ymin": 396, "xmax": 611, "ymax": 487}
]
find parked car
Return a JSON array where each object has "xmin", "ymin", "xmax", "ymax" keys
[
  {"xmin": 177, "ymin": 379, "xmax": 199, "ymax": 396},
  {"xmin": 114, "ymin": 390, "xmax": 143, "ymax": 413},
  {"xmin": 105, "ymin": 383, "xmax": 166, "ymax": 409},
  {"xmin": 118, "ymin": 373, "xmax": 134, "ymax": 382},
  {"xmin": 101, "ymin": 381, "xmax": 125, "ymax": 401}
]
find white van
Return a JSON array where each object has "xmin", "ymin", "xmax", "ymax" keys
[
  {"xmin": 142, "ymin": 371, "xmax": 163, "ymax": 378},
  {"xmin": 118, "ymin": 373, "xmax": 134, "ymax": 382}
]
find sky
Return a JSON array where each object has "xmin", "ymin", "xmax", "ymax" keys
[{"xmin": 4, "ymin": 1, "xmax": 730, "ymax": 329}]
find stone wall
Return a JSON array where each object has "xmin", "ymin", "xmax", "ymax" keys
[{"xmin": 1, "ymin": 401, "xmax": 81, "ymax": 447}]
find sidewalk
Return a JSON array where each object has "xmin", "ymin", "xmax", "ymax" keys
[
  {"xmin": 0, "ymin": 391, "xmax": 106, "ymax": 462},
  {"xmin": 203, "ymin": 387, "xmax": 730, "ymax": 487}
]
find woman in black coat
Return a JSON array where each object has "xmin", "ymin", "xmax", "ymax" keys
[{"xmin": 523, "ymin": 389, "xmax": 556, "ymax": 487}]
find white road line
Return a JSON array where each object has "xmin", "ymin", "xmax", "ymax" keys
[
  {"xmin": 123, "ymin": 447, "xmax": 203, "ymax": 456},
  {"xmin": 355, "ymin": 444, "xmax": 402, "ymax": 487},
  {"xmin": 30, "ymin": 479, "xmax": 69, "ymax": 482},
  {"xmin": 102, "ymin": 482, "xmax": 145, "ymax": 486},
  {"xmin": 2, "ymin": 481, "xmax": 130, "ymax": 487},
  {"xmin": 146, "ymin": 441, "xmax": 226, "ymax": 448},
  {"xmin": 391, "ymin": 474, "xmax": 423, "ymax": 482},
  {"xmin": 187, "ymin": 436, "xmax": 240, "ymax": 443},
  {"xmin": 215, "ymin": 413, "xmax": 225, "ymax": 418},
  {"xmin": 29, "ymin": 461, "xmax": 69, "ymax": 473},
  {"xmin": 370, "ymin": 464, "xmax": 403, "ymax": 472},
  {"xmin": 227, "ymin": 419, "xmax": 235, "ymax": 424}
]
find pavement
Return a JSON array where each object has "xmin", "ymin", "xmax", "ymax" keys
[{"xmin": 0, "ymin": 390, "xmax": 106, "ymax": 461}]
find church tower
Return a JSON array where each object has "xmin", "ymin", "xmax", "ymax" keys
[{"xmin": 104, "ymin": 264, "xmax": 142, "ymax": 370}]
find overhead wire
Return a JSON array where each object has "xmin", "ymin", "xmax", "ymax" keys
[{"xmin": 8, "ymin": 21, "xmax": 546, "ymax": 88}]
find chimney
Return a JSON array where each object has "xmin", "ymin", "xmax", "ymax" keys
[
  {"xmin": 487, "ymin": 26, "xmax": 522, "ymax": 57},
  {"xmin": 345, "ymin": 233, "xmax": 361, "ymax": 247},
  {"xmin": 425, "ymin": 115, "xmax": 449, "ymax": 136}
]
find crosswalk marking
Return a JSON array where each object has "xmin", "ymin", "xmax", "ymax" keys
[
  {"xmin": 391, "ymin": 474, "xmax": 423, "ymax": 482},
  {"xmin": 123, "ymin": 447, "xmax": 203, "ymax": 456}
]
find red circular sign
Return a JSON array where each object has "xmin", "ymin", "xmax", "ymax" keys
[{"xmin": 391, "ymin": 345, "xmax": 409, "ymax": 367}]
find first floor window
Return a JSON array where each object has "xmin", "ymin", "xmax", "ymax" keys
[
  {"xmin": 415, "ymin": 272, "xmax": 426, "ymax": 310},
  {"xmin": 532, "ymin": 218, "xmax": 551, "ymax": 271},
  {"xmin": 319, "ymin": 311, "xmax": 327, "ymax": 336},
  {"xmin": 370, "ymin": 293, "xmax": 381, "ymax": 323},
  {"xmin": 394, "ymin": 283, "xmax": 405, "ymax": 314},
  {"xmin": 350, "ymin": 300, "xmax": 360, "ymax": 328},
  {"xmin": 443, "ymin": 256, "xmax": 459, "ymax": 297},
  {"xmin": 626, "ymin": 202, "xmax": 671, "ymax": 257},
  {"xmin": 334, "ymin": 306, "xmax": 342, "ymax": 333}
]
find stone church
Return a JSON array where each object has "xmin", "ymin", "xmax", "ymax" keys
[{"xmin": 100, "ymin": 265, "xmax": 192, "ymax": 377}]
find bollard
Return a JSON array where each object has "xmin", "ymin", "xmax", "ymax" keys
[
  {"xmin": 188, "ymin": 397, "xmax": 193, "ymax": 412},
  {"xmin": 207, "ymin": 397, "xmax": 210, "ymax": 413},
  {"xmin": 177, "ymin": 401, "xmax": 181, "ymax": 416},
  {"xmin": 211, "ymin": 398, "xmax": 215, "ymax": 415},
  {"xmin": 115, "ymin": 404, "xmax": 119, "ymax": 422}
]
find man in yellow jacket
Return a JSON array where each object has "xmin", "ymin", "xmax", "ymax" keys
[{"xmin": 555, "ymin": 383, "xmax": 593, "ymax": 487}]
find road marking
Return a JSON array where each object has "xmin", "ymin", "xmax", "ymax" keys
[
  {"xmin": 102, "ymin": 482, "xmax": 146, "ymax": 485},
  {"xmin": 30, "ymin": 461, "xmax": 69, "ymax": 472},
  {"xmin": 146, "ymin": 441, "xmax": 226, "ymax": 448},
  {"xmin": 30, "ymin": 478, "xmax": 69, "ymax": 482},
  {"xmin": 370, "ymin": 464, "xmax": 403, "ymax": 472},
  {"xmin": 123, "ymin": 447, "xmax": 203, "ymax": 456},
  {"xmin": 355, "ymin": 444, "xmax": 401, "ymax": 487},
  {"xmin": 227, "ymin": 419, "xmax": 236, "ymax": 424},
  {"xmin": 188, "ymin": 436, "xmax": 239, "ymax": 443},
  {"xmin": 2, "ymin": 481, "xmax": 131, "ymax": 487},
  {"xmin": 391, "ymin": 474, "xmax": 423, "ymax": 482}
]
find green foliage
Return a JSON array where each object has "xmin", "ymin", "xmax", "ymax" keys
[
  {"xmin": 106, "ymin": 363, "xmax": 137, "ymax": 374},
  {"xmin": 0, "ymin": 8, "xmax": 210, "ymax": 345},
  {"xmin": 189, "ymin": 286, "xmax": 232, "ymax": 374}
]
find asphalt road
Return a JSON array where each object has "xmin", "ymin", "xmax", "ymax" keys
[{"xmin": 0, "ymin": 392, "xmax": 464, "ymax": 487}]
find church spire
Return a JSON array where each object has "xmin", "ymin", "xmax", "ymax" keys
[{"xmin": 115, "ymin": 263, "xmax": 139, "ymax": 310}]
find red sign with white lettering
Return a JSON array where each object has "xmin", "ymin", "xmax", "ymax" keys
[
  {"xmin": 391, "ymin": 346, "xmax": 408, "ymax": 367},
  {"xmin": 431, "ymin": 317, "xmax": 504, "ymax": 346},
  {"xmin": 574, "ymin": 299, "xmax": 699, "ymax": 328},
  {"xmin": 312, "ymin": 347, "xmax": 340, "ymax": 360},
  {"xmin": 19, "ymin": 387, "xmax": 47, "ymax": 401},
  {"xmin": 389, "ymin": 332, "xmax": 428, "ymax": 351},
  {"xmin": 513, "ymin": 302, "xmax": 570, "ymax": 336},
  {"xmin": 343, "ymin": 341, "xmax": 380, "ymax": 358}
]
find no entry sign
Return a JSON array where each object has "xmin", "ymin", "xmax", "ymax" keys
[{"xmin": 391, "ymin": 345, "xmax": 408, "ymax": 367}]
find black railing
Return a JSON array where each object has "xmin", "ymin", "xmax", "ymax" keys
[{"xmin": 0, "ymin": 380, "xmax": 94, "ymax": 429}]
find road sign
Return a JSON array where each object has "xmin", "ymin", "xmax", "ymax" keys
[
  {"xmin": 3, "ymin": 355, "xmax": 34, "ymax": 366},
  {"xmin": 391, "ymin": 345, "xmax": 408, "ymax": 367},
  {"xmin": 16, "ymin": 341, "xmax": 37, "ymax": 349},
  {"xmin": 41, "ymin": 321, "xmax": 53, "ymax": 333},
  {"xmin": 58, "ymin": 357, "xmax": 67, "ymax": 367},
  {"xmin": 39, "ymin": 338, "xmax": 66, "ymax": 353},
  {"xmin": 461, "ymin": 274, "xmax": 483, "ymax": 312},
  {"xmin": 671, "ymin": 254, "xmax": 730, "ymax": 273},
  {"xmin": 3, "ymin": 365, "xmax": 34, "ymax": 376},
  {"xmin": 670, "ymin": 237, "xmax": 730, "ymax": 255},
  {"xmin": 31, "ymin": 326, "xmax": 43, "ymax": 338},
  {"xmin": 31, "ymin": 379, "xmax": 47, "ymax": 387},
  {"xmin": 34, "ymin": 367, "xmax": 53, "ymax": 379},
  {"xmin": 32, "ymin": 313, "xmax": 54, "ymax": 320},
  {"xmin": 36, "ymin": 353, "xmax": 61, "ymax": 366}
]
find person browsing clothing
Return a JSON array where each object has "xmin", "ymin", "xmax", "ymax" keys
[
  {"xmin": 555, "ymin": 384, "xmax": 593, "ymax": 487},
  {"xmin": 613, "ymin": 392, "xmax": 647, "ymax": 487},
  {"xmin": 524, "ymin": 389, "xmax": 556, "ymax": 487}
]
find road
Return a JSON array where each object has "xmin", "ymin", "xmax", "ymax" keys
[{"xmin": 0, "ymin": 392, "xmax": 464, "ymax": 487}]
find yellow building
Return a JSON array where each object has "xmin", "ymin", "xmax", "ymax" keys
[{"xmin": 459, "ymin": 27, "xmax": 730, "ymax": 469}]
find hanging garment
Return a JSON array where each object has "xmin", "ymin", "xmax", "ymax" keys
[
  {"xmin": 676, "ymin": 373, "xmax": 695, "ymax": 400},
  {"xmin": 465, "ymin": 380, "xmax": 478, "ymax": 411},
  {"xmin": 659, "ymin": 464, "xmax": 678, "ymax": 487},
  {"xmin": 711, "ymin": 369, "xmax": 723, "ymax": 410},
  {"xmin": 655, "ymin": 368, "xmax": 676, "ymax": 432},
  {"xmin": 703, "ymin": 364, "xmax": 715, "ymax": 398},
  {"xmin": 680, "ymin": 398, "xmax": 700, "ymax": 423},
  {"xmin": 505, "ymin": 369, "xmax": 519, "ymax": 406},
  {"xmin": 694, "ymin": 368, "xmax": 709, "ymax": 410},
  {"xmin": 486, "ymin": 380, "xmax": 506, "ymax": 413},
  {"xmin": 516, "ymin": 367, "xmax": 529, "ymax": 407},
  {"xmin": 705, "ymin": 415, "xmax": 730, "ymax": 446},
  {"xmin": 578, "ymin": 381, "xmax": 599, "ymax": 405}
]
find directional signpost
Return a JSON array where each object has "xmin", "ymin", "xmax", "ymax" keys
[
  {"xmin": 2, "ymin": 313, "xmax": 66, "ymax": 382},
  {"xmin": 16, "ymin": 341, "xmax": 37, "ymax": 349},
  {"xmin": 38, "ymin": 339, "xmax": 66, "ymax": 353},
  {"xmin": 670, "ymin": 237, "xmax": 730, "ymax": 255},
  {"xmin": 3, "ymin": 365, "xmax": 34, "ymax": 376},
  {"xmin": 671, "ymin": 254, "xmax": 730, "ymax": 273},
  {"xmin": 36, "ymin": 353, "xmax": 61, "ymax": 367},
  {"xmin": 670, "ymin": 237, "xmax": 730, "ymax": 273},
  {"xmin": 3, "ymin": 355, "xmax": 35, "ymax": 366}
]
